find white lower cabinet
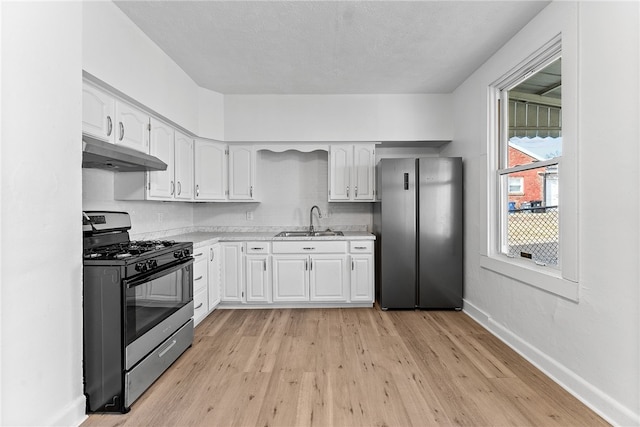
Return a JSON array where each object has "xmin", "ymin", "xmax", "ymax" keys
[
  {"xmin": 208, "ymin": 243, "xmax": 221, "ymax": 309},
  {"xmin": 221, "ymin": 242, "xmax": 244, "ymax": 302},
  {"xmin": 349, "ymin": 241, "xmax": 375, "ymax": 303},
  {"xmin": 217, "ymin": 239, "xmax": 374, "ymax": 307},
  {"xmin": 272, "ymin": 241, "xmax": 350, "ymax": 303},
  {"xmin": 191, "ymin": 243, "xmax": 222, "ymax": 326},
  {"xmin": 350, "ymin": 255, "xmax": 374, "ymax": 302},
  {"xmin": 309, "ymin": 255, "xmax": 348, "ymax": 302},
  {"xmin": 272, "ymin": 256, "xmax": 309, "ymax": 302},
  {"xmin": 192, "ymin": 246, "xmax": 209, "ymax": 326},
  {"xmin": 245, "ymin": 242, "xmax": 270, "ymax": 303}
]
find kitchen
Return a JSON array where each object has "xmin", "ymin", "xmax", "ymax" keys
[{"xmin": 1, "ymin": 1, "xmax": 639, "ymax": 426}]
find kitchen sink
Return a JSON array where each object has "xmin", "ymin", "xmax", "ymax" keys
[{"xmin": 275, "ymin": 230, "xmax": 344, "ymax": 237}]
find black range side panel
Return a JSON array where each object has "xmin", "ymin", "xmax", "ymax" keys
[{"xmin": 83, "ymin": 266, "xmax": 123, "ymax": 412}]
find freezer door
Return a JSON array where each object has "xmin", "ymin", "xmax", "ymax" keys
[
  {"xmin": 379, "ymin": 158, "xmax": 417, "ymax": 309},
  {"xmin": 417, "ymin": 157, "xmax": 463, "ymax": 309}
]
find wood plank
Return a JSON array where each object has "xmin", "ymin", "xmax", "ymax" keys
[{"xmin": 81, "ymin": 308, "xmax": 609, "ymax": 427}]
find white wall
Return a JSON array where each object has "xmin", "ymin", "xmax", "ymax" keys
[
  {"xmin": 83, "ymin": 169, "xmax": 195, "ymax": 236},
  {"xmin": 193, "ymin": 150, "xmax": 372, "ymax": 230},
  {"xmin": 198, "ymin": 88, "xmax": 225, "ymax": 141},
  {"xmin": 445, "ymin": 2, "xmax": 640, "ymax": 425},
  {"xmin": 224, "ymin": 94, "xmax": 452, "ymax": 142},
  {"xmin": 1, "ymin": 2, "xmax": 85, "ymax": 425},
  {"xmin": 82, "ymin": 1, "xmax": 202, "ymax": 136}
]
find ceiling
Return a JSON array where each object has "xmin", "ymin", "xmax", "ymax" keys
[{"xmin": 114, "ymin": 1, "xmax": 550, "ymax": 95}]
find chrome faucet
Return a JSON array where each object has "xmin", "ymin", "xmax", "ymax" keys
[{"xmin": 309, "ymin": 205, "xmax": 322, "ymax": 233}]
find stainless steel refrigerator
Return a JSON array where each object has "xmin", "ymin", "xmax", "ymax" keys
[{"xmin": 373, "ymin": 157, "xmax": 463, "ymax": 309}]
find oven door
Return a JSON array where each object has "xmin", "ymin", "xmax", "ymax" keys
[{"xmin": 124, "ymin": 258, "xmax": 194, "ymax": 370}]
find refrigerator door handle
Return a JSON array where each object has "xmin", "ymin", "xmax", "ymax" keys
[{"xmin": 403, "ymin": 173, "xmax": 409, "ymax": 190}]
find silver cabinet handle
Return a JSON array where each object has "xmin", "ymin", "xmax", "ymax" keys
[
  {"xmin": 250, "ymin": 247, "xmax": 264, "ymax": 251},
  {"xmin": 354, "ymin": 246, "xmax": 367, "ymax": 250},
  {"xmin": 305, "ymin": 260, "xmax": 308, "ymax": 270},
  {"xmin": 263, "ymin": 260, "xmax": 267, "ymax": 271},
  {"xmin": 196, "ymin": 184, "xmax": 200, "ymax": 197},
  {"xmin": 194, "ymin": 252, "xmax": 204, "ymax": 257},
  {"xmin": 210, "ymin": 247, "xmax": 213, "ymax": 261},
  {"xmin": 171, "ymin": 181, "xmax": 175, "ymax": 195},
  {"xmin": 106, "ymin": 116, "xmax": 113, "ymax": 136},
  {"xmin": 250, "ymin": 185, "xmax": 253, "ymax": 198},
  {"xmin": 194, "ymin": 303, "xmax": 203, "ymax": 310},
  {"xmin": 355, "ymin": 185, "xmax": 358, "ymax": 198},
  {"xmin": 302, "ymin": 247, "xmax": 315, "ymax": 251},
  {"xmin": 195, "ymin": 275, "xmax": 203, "ymax": 281},
  {"xmin": 118, "ymin": 122, "xmax": 124, "ymax": 141},
  {"xmin": 347, "ymin": 185, "xmax": 350, "ymax": 198},
  {"xmin": 158, "ymin": 339, "xmax": 177, "ymax": 358},
  {"xmin": 310, "ymin": 260, "xmax": 313, "ymax": 271},
  {"xmin": 177, "ymin": 181, "xmax": 182, "ymax": 195},
  {"xmin": 352, "ymin": 260, "xmax": 354, "ymax": 270}
]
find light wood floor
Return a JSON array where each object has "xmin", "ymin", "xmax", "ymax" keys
[{"xmin": 82, "ymin": 308, "xmax": 609, "ymax": 427}]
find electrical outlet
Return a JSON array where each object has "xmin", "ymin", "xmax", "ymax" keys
[{"xmin": 246, "ymin": 211, "xmax": 254, "ymax": 221}]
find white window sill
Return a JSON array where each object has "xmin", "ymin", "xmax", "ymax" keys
[{"xmin": 480, "ymin": 255, "xmax": 579, "ymax": 302}]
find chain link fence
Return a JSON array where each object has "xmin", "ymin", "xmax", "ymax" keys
[{"xmin": 506, "ymin": 206, "xmax": 558, "ymax": 266}]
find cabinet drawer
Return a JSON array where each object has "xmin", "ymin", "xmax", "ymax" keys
[
  {"xmin": 246, "ymin": 242, "xmax": 270, "ymax": 254},
  {"xmin": 272, "ymin": 241, "xmax": 347, "ymax": 254},
  {"xmin": 193, "ymin": 259, "xmax": 207, "ymax": 293},
  {"xmin": 194, "ymin": 288, "xmax": 208, "ymax": 319},
  {"xmin": 350, "ymin": 241, "xmax": 373, "ymax": 253}
]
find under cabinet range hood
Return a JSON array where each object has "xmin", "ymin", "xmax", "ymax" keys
[{"xmin": 82, "ymin": 135, "xmax": 167, "ymax": 172}]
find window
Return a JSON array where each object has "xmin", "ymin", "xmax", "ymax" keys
[
  {"xmin": 508, "ymin": 177, "xmax": 524, "ymax": 195},
  {"xmin": 495, "ymin": 47, "xmax": 562, "ymax": 269}
]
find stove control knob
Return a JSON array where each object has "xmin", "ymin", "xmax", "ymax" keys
[
  {"xmin": 135, "ymin": 262, "xmax": 148, "ymax": 273},
  {"xmin": 148, "ymin": 259, "xmax": 158, "ymax": 269},
  {"xmin": 183, "ymin": 248, "xmax": 191, "ymax": 257},
  {"xmin": 173, "ymin": 251, "xmax": 181, "ymax": 259}
]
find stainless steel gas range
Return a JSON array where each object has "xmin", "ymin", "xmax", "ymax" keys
[{"xmin": 82, "ymin": 211, "xmax": 194, "ymax": 413}]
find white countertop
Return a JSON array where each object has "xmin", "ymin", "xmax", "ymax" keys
[{"xmin": 168, "ymin": 231, "xmax": 376, "ymax": 248}]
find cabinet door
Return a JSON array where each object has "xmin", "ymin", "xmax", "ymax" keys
[
  {"xmin": 245, "ymin": 255, "xmax": 270, "ymax": 302},
  {"xmin": 115, "ymin": 102, "xmax": 150, "ymax": 153},
  {"xmin": 148, "ymin": 118, "xmax": 175, "ymax": 199},
  {"xmin": 350, "ymin": 255, "xmax": 374, "ymax": 302},
  {"xmin": 329, "ymin": 146, "xmax": 352, "ymax": 201},
  {"xmin": 352, "ymin": 145, "xmax": 375, "ymax": 201},
  {"xmin": 228, "ymin": 146, "xmax": 255, "ymax": 200},
  {"xmin": 82, "ymin": 84, "xmax": 115, "ymax": 142},
  {"xmin": 208, "ymin": 244, "xmax": 221, "ymax": 309},
  {"xmin": 272, "ymin": 255, "xmax": 309, "ymax": 301},
  {"xmin": 192, "ymin": 252, "xmax": 209, "ymax": 325},
  {"xmin": 309, "ymin": 255, "xmax": 348, "ymax": 302},
  {"xmin": 194, "ymin": 140, "xmax": 227, "ymax": 201},
  {"xmin": 174, "ymin": 131, "xmax": 194, "ymax": 200},
  {"xmin": 221, "ymin": 243, "xmax": 244, "ymax": 302}
]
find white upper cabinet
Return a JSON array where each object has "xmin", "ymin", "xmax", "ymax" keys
[
  {"xmin": 82, "ymin": 84, "xmax": 116, "ymax": 141},
  {"xmin": 115, "ymin": 119, "xmax": 195, "ymax": 201},
  {"xmin": 228, "ymin": 145, "xmax": 256, "ymax": 200},
  {"xmin": 194, "ymin": 140, "xmax": 227, "ymax": 201},
  {"xmin": 328, "ymin": 144, "xmax": 376, "ymax": 202},
  {"xmin": 82, "ymin": 82, "xmax": 150, "ymax": 153},
  {"xmin": 115, "ymin": 102, "xmax": 150, "ymax": 153},
  {"xmin": 329, "ymin": 145, "xmax": 351, "ymax": 201},
  {"xmin": 352, "ymin": 145, "xmax": 376, "ymax": 200},
  {"xmin": 148, "ymin": 118, "xmax": 175, "ymax": 199},
  {"xmin": 174, "ymin": 130, "xmax": 194, "ymax": 200}
]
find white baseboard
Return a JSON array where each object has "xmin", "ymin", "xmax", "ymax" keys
[
  {"xmin": 48, "ymin": 394, "xmax": 87, "ymax": 427},
  {"xmin": 463, "ymin": 299, "xmax": 639, "ymax": 427}
]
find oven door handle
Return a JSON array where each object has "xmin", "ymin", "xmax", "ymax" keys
[{"xmin": 124, "ymin": 258, "xmax": 195, "ymax": 289}]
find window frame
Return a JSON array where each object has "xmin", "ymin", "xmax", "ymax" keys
[{"xmin": 482, "ymin": 34, "xmax": 579, "ymax": 302}]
